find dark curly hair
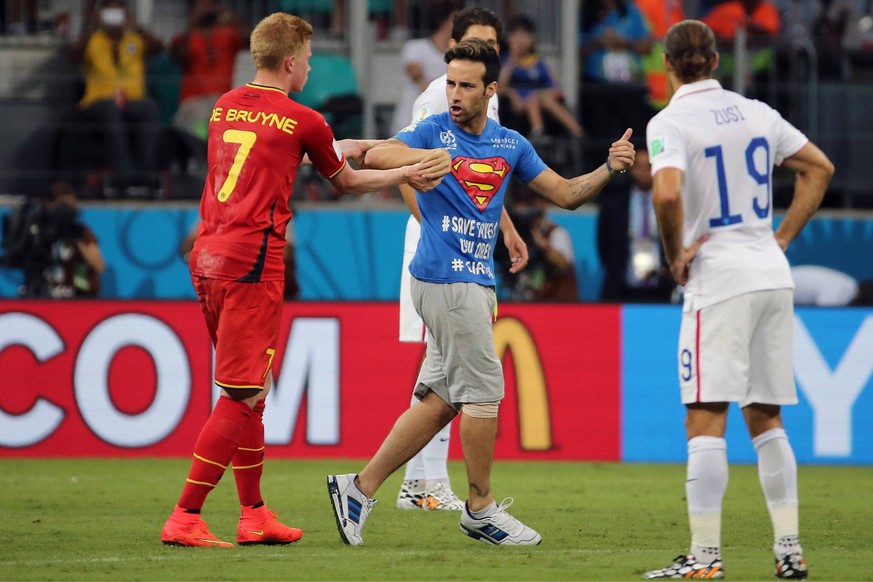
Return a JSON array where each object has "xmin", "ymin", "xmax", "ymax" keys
[
  {"xmin": 444, "ymin": 37, "xmax": 501, "ymax": 86},
  {"xmin": 451, "ymin": 7, "xmax": 504, "ymax": 45}
]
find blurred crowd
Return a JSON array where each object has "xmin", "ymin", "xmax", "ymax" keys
[
  {"xmin": 2, "ymin": 0, "xmax": 871, "ymax": 200},
  {"xmin": 1, "ymin": 0, "xmax": 871, "ymax": 301}
]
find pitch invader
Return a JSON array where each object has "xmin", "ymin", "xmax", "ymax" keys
[
  {"xmin": 394, "ymin": 6, "xmax": 529, "ymax": 514},
  {"xmin": 327, "ymin": 38, "xmax": 634, "ymax": 547}
]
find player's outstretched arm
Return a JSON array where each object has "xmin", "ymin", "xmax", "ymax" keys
[
  {"xmin": 363, "ymin": 139, "xmax": 451, "ymax": 179},
  {"xmin": 326, "ymin": 135, "xmax": 452, "ymax": 195},
  {"xmin": 336, "ymin": 139, "xmax": 382, "ymax": 166},
  {"xmin": 329, "ymin": 162, "xmax": 439, "ymax": 196},
  {"xmin": 527, "ymin": 129, "xmax": 635, "ymax": 210},
  {"xmin": 301, "ymin": 139, "xmax": 382, "ymax": 167},
  {"xmin": 774, "ymin": 141, "xmax": 835, "ymax": 251}
]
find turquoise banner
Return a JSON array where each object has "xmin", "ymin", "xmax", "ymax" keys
[{"xmin": 1, "ymin": 206, "xmax": 871, "ymax": 301}]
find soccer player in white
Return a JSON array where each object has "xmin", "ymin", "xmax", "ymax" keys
[
  {"xmin": 395, "ymin": 7, "xmax": 528, "ymax": 512},
  {"xmin": 643, "ymin": 20, "xmax": 834, "ymax": 581}
]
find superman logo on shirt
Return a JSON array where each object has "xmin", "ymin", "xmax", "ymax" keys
[{"xmin": 450, "ymin": 156, "xmax": 511, "ymax": 212}]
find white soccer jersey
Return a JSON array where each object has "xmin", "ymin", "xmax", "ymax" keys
[
  {"xmin": 646, "ymin": 79, "xmax": 808, "ymax": 310},
  {"xmin": 398, "ymin": 73, "xmax": 500, "ymax": 342}
]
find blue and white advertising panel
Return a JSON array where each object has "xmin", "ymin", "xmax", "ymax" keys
[{"xmin": 622, "ymin": 306, "xmax": 873, "ymax": 464}]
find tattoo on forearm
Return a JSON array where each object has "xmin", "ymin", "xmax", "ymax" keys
[
  {"xmin": 469, "ymin": 482, "xmax": 490, "ymax": 498},
  {"xmin": 569, "ymin": 175, "xmax": 594, "ymax": 200}
]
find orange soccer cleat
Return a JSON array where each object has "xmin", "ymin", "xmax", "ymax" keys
[
  {"xmin": 237, "ymin": 503, "xmax": 303, "ymax": 545},
  {"xmin": 161, "ymin": 506, "xmax": 233, "ymax": 548}
]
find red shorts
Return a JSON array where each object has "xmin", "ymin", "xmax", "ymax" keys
[{"xmin": 192, "ymin": 276, "xmax": 283, "ymax": 391}]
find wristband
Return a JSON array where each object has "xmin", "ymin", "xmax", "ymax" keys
[{"xmin": 606, "ymin": 157, "xmax": 626, "ymax": 176}]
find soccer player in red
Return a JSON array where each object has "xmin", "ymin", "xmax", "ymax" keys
[{"xmin": 161, "ymin": 12, "xmax": 450, "ymax": 548}]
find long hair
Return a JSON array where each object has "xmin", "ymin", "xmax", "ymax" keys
[{"xmin": 664, "ymin": 20, "xmax": 717, "ymax": 83}]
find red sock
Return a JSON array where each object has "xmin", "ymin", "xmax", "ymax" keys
[
  {"xmin": 178, "ymin": 397, "xmax": 252, "ymax": 511},
  {"xmin": 233, "ymin": 399, "xmax": 266, "ymax": 507}
]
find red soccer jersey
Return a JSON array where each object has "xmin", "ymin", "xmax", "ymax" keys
[{"xmin": 190, "ymin": 83, "xmax": 346, "ymax": 282}]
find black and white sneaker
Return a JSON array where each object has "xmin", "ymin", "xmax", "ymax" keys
[
  {"xmin": 327, "ymin": 474, "xmax": 376, "ymax": 546},
  {"xmin": 395, "ymin": 481, "xmax": 427, "ymax": 510},
  {"xmin": 424, "ymin": 482, "xmax": 465, "ymax": 511},
  {"xmin": 775, "ymin": 553, "xmax": 808, "ymax": 579},
  {"xmin": 458, "ymin": 498, "xmax": 541, "ymax": 545},
  {"xmin": 643, "ymin": 554, "xmax": 725, "ymax": 579}
]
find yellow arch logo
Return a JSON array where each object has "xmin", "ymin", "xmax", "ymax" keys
[{"xmin": 493, "ymin": 318, "xmax": 552, "ymax": 451}]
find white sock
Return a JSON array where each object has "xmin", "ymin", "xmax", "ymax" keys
[
  {"xmin": 403, "ymin": 455, "xmax": 426, "ymax": 481},
  {"xmin": 752, "ymin": 428, "xmax": 801, "ymax": 556},
  {"xmin": 425, "ymin": 477, "xmax": 450, "ymax": 492},
  {"xmin": 774, "ymin": 534, "xmax": 803, "ymax": 559},
  {"xmin": 690, "ymin": 539, "xmax": 722, "ymax": 564},
  {"xmin": 402, "ymin": 478, "xmax": 425, "ymax": 493},
  {"xmin": 686, "ymin": 436, "xmax": 728, "ymax": 556},
  {"xmin": 403, "ymin": 393, "xmax": 427, "ymax": 481},
  {"xmin": 421, "ymin": 421, "xmax": 451, "ymax": 480},
  {"xmin": 468, "ymin": 501, "xmax": 497, "ymax": 520}
]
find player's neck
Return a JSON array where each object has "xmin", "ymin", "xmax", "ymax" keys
[
  {"xmin": 455, "ymin": 114, "xmax": 488, "ymax": 135},
  {"xmin": 251, "ymin": 71, "xmax": 290, "ymax": 95}
]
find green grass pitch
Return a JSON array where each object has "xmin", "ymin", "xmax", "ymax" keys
[{"xmin": 0, "ymin": 459, "xmax": 870, "ymax": 580}]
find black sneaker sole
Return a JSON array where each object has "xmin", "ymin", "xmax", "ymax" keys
[{"xmin": 327, "ymin": 475, "xmax": 352, "ymax": 545}]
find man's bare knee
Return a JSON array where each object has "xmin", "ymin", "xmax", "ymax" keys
[
  {"xmin": 419, "ymin": 390, "xmax": 458, "ymax": 424},
  {"xmin": 685, "ymin": 402, "xmax": 728, "ymax": 438},
  {"xmin": 743, "ymin": 403, "xmax": 783, "ymax": 437}
]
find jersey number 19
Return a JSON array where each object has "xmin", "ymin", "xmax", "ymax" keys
[{"xmin": 705, "ymin": 136, "xmax": 770, "ymax": 228}]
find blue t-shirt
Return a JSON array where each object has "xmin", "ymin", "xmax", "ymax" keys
[{"xmin": 394, "ymin": 112, "xmax": 547, "ymax": 286}]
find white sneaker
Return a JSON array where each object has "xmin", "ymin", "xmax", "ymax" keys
[
  {"xmin": 424, "ymin": 482, "xmax": 465, "ymax": 511},
  {"xmin": 643, "ymin": 554, "xmax": 725, "ymax": 579},
  {"xmin": 458, "ymin": 498, "xmax": 541, "ymax": 545},
  {"xmin": 396, "ymin": 481, "xmax": 427, "ymax": 510},
  {"xmin": 327, "ymin": 474, "xmax": 376, "ymax": 546}
]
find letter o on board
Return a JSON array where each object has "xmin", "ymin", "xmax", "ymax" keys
[{"xmin": 76, "ymin": 314, "xmax": 190, "ymax": 447}]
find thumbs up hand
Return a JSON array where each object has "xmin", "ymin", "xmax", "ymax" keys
[{"xmin": 607, "ymin": 128, "xmax": 635, "ymax": 175}]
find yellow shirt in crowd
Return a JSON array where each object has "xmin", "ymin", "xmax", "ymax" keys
[{"xmin": 79, "ymin": 28, "xmax": 148, "ymax": 107}]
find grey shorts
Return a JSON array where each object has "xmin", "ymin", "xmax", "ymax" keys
[{"xmin": 410, "ymin": 278, "xmax": 504, "ymax": 410}]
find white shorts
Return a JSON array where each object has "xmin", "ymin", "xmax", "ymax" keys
[
  {"xmin": 399, "ymin": 215, "xmax": 426, "ymax": 342},
  {"xmin": 678, "ymin": 288, "xmax": 796, "ymax": 406}
]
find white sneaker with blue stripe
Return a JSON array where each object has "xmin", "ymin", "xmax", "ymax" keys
[
  {"xmin": 459, "ymin": 498, "xmax": 542, "ymax": 545},
  {"xmin": 327, "ymin": 473, "xmax": 376, "ymax": 546}
]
